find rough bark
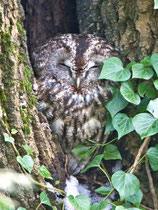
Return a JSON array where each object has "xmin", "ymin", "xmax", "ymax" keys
[
  {"xmin": 0, "ymin": 0, "xmax": 65, "ymax": 209},
  {"xmin": 21, "ymin": 0, "xmax": 79, "ymax": 51},
  {"xmin": 77, "ymin": 0, "xmax": 158, "ymax": 61}
]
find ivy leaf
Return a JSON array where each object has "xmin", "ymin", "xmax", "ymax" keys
[
  {"xmin": 132, "ymin": 63, "xmax": 154, "ymax": 80},
  {"xmin": 72, "ymin": 145, "xmax": 97, "ymax": 159},
  {"xmin": 147, "ymin": 147, "xmax": 158, "ymax": 171},
  {"xmin": 40, "ymin": 192, "xmax": 53, "ymax": 208},
  {"xmin": 153, "ymin": 80, "xmax": 158, "ymax": 90},
  {"xmin": 147, "ymin": 98, "xmax": 158, "ymax": 118},
  {"xmin": 138, "ymin": 82, "xmax": 157, "ymax": 98},
  {"xmin": 120, "ymin": 81, "xmax": 140, "ymax": 105},
  {"xmin": 38, "ymin": 165, "xmax": 53, "ymax": 180},
  {"xmin": 99, "ymin": 57, "xmax": 131, "ymax": 81},
  {"xmin": 103, "ymin": 144, "xmax": 122, "ymax": 160},
  {"xmin": 125, "ymin": 189, "xmax": 143, "ymax": 207},
  {"xmin": 154, "ymin": 0, "xmax": 158, "ymax": 9},
  {"xmin": 0, "ymin": 195, "xmax": 15, "ymax": 210},
  {"xmin": 3, "ymin": 133, "xmax": 14, "ymax": 144},
  {"xmin": 17, "ymin": 155, "xmax": 34, "ymax": 173},
  {"xmin": 115, "ymin": 206, "xmax": 125, "ymax": 210},
  {"xmin": 132, "ymin": 113, "xmax": 158, "ymax": 139},
  {"xmin": 106, "ymin": 88, "xmax": 128, "ymax": 117},
  {"xmin": 150, "ymin": 53, "xmax": 158, "ymax": 75},
  {"xmin": 94, "ymin": 186, "xmax": 111, "ymax": 195},
  {"xmin": 22, "ymin": 144, "xmax": 34, "ymax": 156},
  {"xmin": 126, "ymin": 61, "xmax": 136, "ymax": 70},
  {"xmin": 140, "ymin": 56, "xmax": 152, "ymax": 66},
  {"xmin": 104, "ymin": 114, "xmax": 115, "ymax": 134},
  {"xmin": 112, "ymin": 113, "xmax": 134, "ymax": 139},
  {"xmin": 11, "ymin": 129, "xmax": 18, "ymax": 135},
  {"xmin": 90, "ymin": 200, "xmax": 108, "ymax": 210},
  {"xmin": 68, "ymin": 195, "xmax": 90, "ymax": 210},
  {"xmin": 137, "ymin": 98, "xmax": 150, "ymax": 113},
  {"xmin": 81, "ymin": 155, "xmax": 103, "ymax": 173},
  {"xmin": 111, "ymin": 171, "xmax": 140, "ymax": 200}
]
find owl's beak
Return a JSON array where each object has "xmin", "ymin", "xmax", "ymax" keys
[{"xmin": 76, "ymin": 78, "xmax": 81, "ymax": 88}]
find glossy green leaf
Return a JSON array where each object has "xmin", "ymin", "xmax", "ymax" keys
[
  {"xmin": 112, "ymin": 113, "xmax": 134, "ymax": 139},
  {"xmin": 116, "ymin": 206, "xmax": 125, "ymax": 210},
  {"xmin": 153, "ymin": 80, "xmax": 158, "ymax": 90},
  {"xmin": 103, "ymin": 144, "xmax": 122, "ymax": 160},
  {"xmin": 132, "ymin": 64, "xmax": 154, "ymax": 80},
  {"xmin": 138, "ymin": 82, "xmax": 157, "ymax": 98},
  {"xmin": 147, "ymin": 98, "xmax": 158, "ymax": 118},
  {"xmin": 11, "ymin": 129, "xmax": 18, "ymax": 135},
  {"xmin": 154, "ymin": 0, "xmax": 158, "ymax": 9},
  {"xmin": 17, "ymin": 208, "xmax": 26, "ymax": 210},
  {"xmin": 90, "ymin": 200, "xmax": 108, "ymax": 210},
  {"xmin": 81, "ymin": 155, "xmax": 103, "ymax": 173},
  {"xmin": 150, "ymin": 53, "xmax": 158, "ymax": 75},
  {"xmin": 0, "ymin": 196, "xmax": 15, "ymax": 210},
  {"xmin": 22, "ymin": 144, "xmax": 34, "ymax": 156},
  {"xmin": 126, "ymin": 61, "xmax": 136, "ymax": 70},
  {"xmin": 38, "ymin": 165, "xmax": 53, "ymax": 180},
  {"xmin": 99, "ymin": 57, "xmax": 131, "ymax": 81},
  {"xmin": 120, "ymin": 81, "xmax": 140, "ymax": 105},
  {"xmin": 104, "ymin": 114, "xmax": 115, "ymax": 134},
  {"xmin": 136, "ymin": 98, "xmax": 150, "ymax": 113},
  {"xmin": 125, "ymin": 189, "xmax": 143, "ymax": 207},
  {"xmin": 140, "ymin": 56, "xmax": 152, "ymax": 66},
  {"xmin": 111, "ymin": 171, "xmax": 140, "ymax": 200},
  {"xmin": 106, "ymin": 88, "xmax": 128, "ymax": 117},
  {"xmin": 72, "ymin": 145, "xmax": 97, "ymax": 159},
  {"xmin": 17, "ymin": 155, "xmax": 34, "ymax": 173},
  {"xmin": 55, "ymin": 180, "xmax": 60, "ymax": 185},
  {"xmin": 132, "ymin": 113, "xmax": 158, "ymax": 139},
  {"xmin": 147, "ymin": 147, "xmax": 158, "ymax": 171},
  {"xmin": 94, "ymin": 186, "xmax": 111, "ymax": 195},
  {"xmin": 40, "ymin": 192, "xmax": 53, "ymax": 208},
  {"xmin": 3, "ymin": 133, "xmax": 14, "ymax": 144},
  {"xmin": 68, "ymin": 195, "xmax": 90, "ymax": 210}
]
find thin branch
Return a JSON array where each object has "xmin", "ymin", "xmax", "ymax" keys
[
  {"xmin": 140, "ymin": 204, "xmax": 154, "ymax": 210},
  {"xmin": 130, "ymin": 136, "xmax": 151, "ymax": 174},
  {"xmin": 145, "ymin": 156, "xmax": 158, "ymax": 210}
]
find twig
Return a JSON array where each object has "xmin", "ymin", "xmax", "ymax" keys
[
  {"xmin": 130, "ymin": 136, "xmax": 151, "ymax": 174},
  {"xmin": 145, "ymin": 156, "xmax": 158, "ymax": 210},
  {"xmin": 140, "ymin": 204, "xmax": 154, "ymax": 210},
  {"xmin": 64, "ymin": 154, "xmax": 70, "ymax": 179}
]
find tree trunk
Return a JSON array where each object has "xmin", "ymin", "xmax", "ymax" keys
[
  {"xmin": 77, "ymin": 0, "xmax": 158, "ymax": 61},
  {"xmin": 76, "ymin": 0, "xmax": 158, "ymax": 208},
  {"xmin": 0, "ymin": 0, "xmax": 66, "ymax": 209}
]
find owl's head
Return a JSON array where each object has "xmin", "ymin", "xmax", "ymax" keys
[{"xmin": 33, "ymin": 34, "xmax": 118, "ymax": 93}]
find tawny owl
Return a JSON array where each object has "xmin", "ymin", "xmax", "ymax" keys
[{"xmin": 32, "ymin": 34, "xmax": 118, "ymax": 174}]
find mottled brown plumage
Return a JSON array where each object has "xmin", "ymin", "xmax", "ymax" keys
[{"xmin": 32, "ymin": 34, "xmax": 118, "ymax": 174}]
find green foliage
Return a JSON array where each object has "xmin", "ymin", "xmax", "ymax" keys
[
  {"xmin": 68, "ymin": 195, "xmax": 90, "ymax": 210},
  {"xmin": 3, "ymin": 133, "xmax": 14, "ymax": 143},
  {"xmin": 38, "ymin": 165, "xmax": 53, "ymax": 180},
  {"xmin": 154, "ymin": 0, "xmax": 158, "ymax": 9},
  {"xmin": 40, "ymin": 192, "xmax": 54, "ymax": 209},
  {"xmin": 94, "ymin": 186, "xmax": 111, "ymax": 195},
  {"xmin": 99, "ymin": 57, "xmax": 131, "ymax": 81},
  {"xmin": 81, "ymin": 155, "xmax": 103, "ymax": 173},
  {"xmin": 125, "ymin": 189, "xmax": 143, "ymax": 208},
  {"xmin": 112, "ymin": 113, "xmax": 134, "ymax": 139},
  {"xmin": 103, "ymin": 144, "xmax": 122, "ymax": 160},
  {"xmin": 90, "ymin": 200, "xmax": 108, "ymax": 210},
  {"xmin": 111, "ymin": 171, "xmax": 140, "ymax": 200},
  {"xmin": 17, "ymin": 155, "xmax": 34, "ymax": 173},
  {"xmin": 147, "ymin": 146, "xmax": 158, "ymax": 171}
]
